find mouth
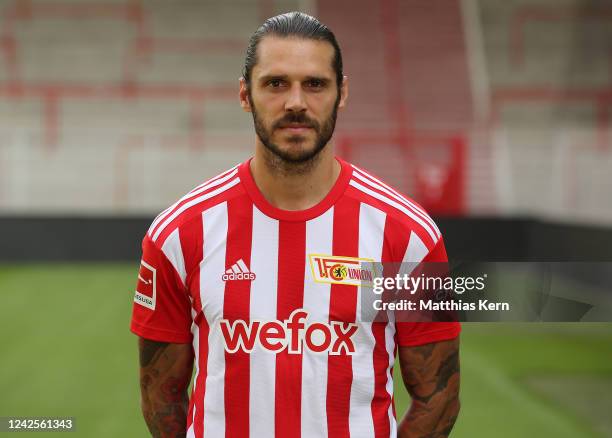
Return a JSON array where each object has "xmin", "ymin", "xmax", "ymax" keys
[{"xmin": 277, "ymin": 124, "xmax": 313, "ymax": 134}]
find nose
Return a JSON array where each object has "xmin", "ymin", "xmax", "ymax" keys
[{"xmin": 284, "ymin": 83, "xmax": 307, "ymax": 112}]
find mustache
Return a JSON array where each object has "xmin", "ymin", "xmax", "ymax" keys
[{"xmin": 273, "ymin": 113, "xmax": 318, "ymax": 130}]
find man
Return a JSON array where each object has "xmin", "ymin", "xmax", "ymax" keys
[{"xmin": 131, "ymin": 11, "xmax": 460, "ymax": 438}]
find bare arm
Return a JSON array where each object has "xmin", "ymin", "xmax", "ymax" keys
[
  {"xmin": 397, "ymin": 336, "xmax": 460, "ymax": 438},
  {"xmin": 138, "ymin": 337, "xmax": 194, "ymax": 438}
]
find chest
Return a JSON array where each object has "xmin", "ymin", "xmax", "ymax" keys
[{"xmin": 190, "ymin": 217, "xmax": 387, "ymax": 324}]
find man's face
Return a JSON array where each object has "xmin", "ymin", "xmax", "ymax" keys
[{"xmin": 240, "ymin": 36, "xmax": 347, "ymax": 164}]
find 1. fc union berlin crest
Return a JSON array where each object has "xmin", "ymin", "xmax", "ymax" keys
[{"xmin": 308, "ymin": 254, "xmax": 377, "ymax": 286}]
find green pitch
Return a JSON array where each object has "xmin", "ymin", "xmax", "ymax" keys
[{"xmin": 1, "ymin": 265, "xmax": 611, "ymax": 437}]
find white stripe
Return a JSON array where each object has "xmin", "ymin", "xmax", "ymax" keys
[
  {"xmin": 351, "ymin": 165, "xmax": 433, "ymax": 220},
  {"xmin": 403, "ymin": 231, "xmax": 429, "ymax": 263},
  {"xmin": 396, "ymin": 231, "xmax": 430, "ymax": 281},
  {"xmin": 201, "ymin": 203, "xmax": 228, "ymax": 438},
  {"xmin": 352, "ymin": 168, "xmax": 440, "ymax": 239},
  {"xmin": 350, "ymin": 180, "xmax": 439, "ymax": 244},
  {"xmin": 350, "ymin": 166, "xmax": 426, "ymax": 216},
  {"xmin": 231, "ymin": 264, "xmax": 241, "ymax": 274},
  {"xmin": 152, "ymin": 177, "xmax": 240, "ymax": 242},
  {"xmin": 189, "ymin": 165, "xmax": 239, "ymax": 195},
  {"xmin": 385, "ymin": 316, "xmax": 397, "ymax": 437},
  {"xmin": 148, "ymin": 167, "xmax": 238, "ymax": 236},
  {"xmin": 149, "ymin": 204, "xmax": 175, "ymax": 236},
  {"xmin": 188, "ymin": 306, "xmax": 199, "ymax": 438},
  {"xmin": 185, "ymin": 168, "xmax": 239, "ymax": 203},
  {"xmin": 161, "ymin": 228, "xmax": 186, "ymax": 286},
  {"xmin": 236, "ymin": 259, "xmax": 250, "ymax": 273},
  {"xmin": 349, "ymin": 203, "xmax": 386, "ymax": 438},
  {"xmin": 248, "ymin": 206, "xmax": 279, "ymax": 438},
  {"xmin": 301, "ymin": 208, "xmax": 334, "ymax": 438}
]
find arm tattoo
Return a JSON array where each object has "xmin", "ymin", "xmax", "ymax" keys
[
  {"xmin": 398, "ymin": 337, "xmax": 460, "ymax": 438},
  {"xmin": 138, "ymin": 338, "xmax": 194, "ymax": 438}
]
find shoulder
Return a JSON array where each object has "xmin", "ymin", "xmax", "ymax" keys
[
  {"xmin": 344, "ymin": 161, "xmax": 442, "ymax": 251},
  {"xmin": 146, "ymin": 163, "xmax": 244, "ymax": 248}
]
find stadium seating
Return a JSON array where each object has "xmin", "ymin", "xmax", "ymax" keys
[
  {"xmin": 0, "ymin": 0, "xmax": 609, "ymax": 223},
  {"xmin": 480, "ymin": 0, "xmax": 612, "ymax": 223}
]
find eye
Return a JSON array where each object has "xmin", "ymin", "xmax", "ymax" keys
[
  {"xmin": 267, "ymin": 79, "xmax": 284, "ymax": 88},
  {"xmin": 307, "ymin": 79, "xmax": 325, "ymax": 88}
]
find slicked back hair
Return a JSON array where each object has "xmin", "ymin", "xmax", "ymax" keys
[{"xmin": 242, "ymin": 11, "xmax": 343, "ymax": 91}]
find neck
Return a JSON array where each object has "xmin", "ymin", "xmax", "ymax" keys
[{"xmin": 250, "ymin": 142, "xmax": 341, "ymax": 211}]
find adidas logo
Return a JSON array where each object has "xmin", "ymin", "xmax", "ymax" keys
[{"xmin": 222, "ymin": 259, "xmax": 256, "ymax": 281}]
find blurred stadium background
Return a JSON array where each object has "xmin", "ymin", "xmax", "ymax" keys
[{"xmin": 0, "ymin": 0, "xmax": 610, "ymax": 436}]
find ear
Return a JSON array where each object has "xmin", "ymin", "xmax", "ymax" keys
[
  {"xmin": 239, "ymin": 77, "xmax": 252, "ymax": 113},
  {"xmin": 338, "ymin": 75, "xmax": 349, "ymax": 110}
]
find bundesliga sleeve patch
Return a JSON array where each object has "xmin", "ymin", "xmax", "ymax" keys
[{"xmin": 134, "ymin": 260, "xmax": 156, "ymax": 310}]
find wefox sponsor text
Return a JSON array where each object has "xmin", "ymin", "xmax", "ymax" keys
[{"xmin": 220, "ymin": 309, "xmax": 358, "ymax": 355}]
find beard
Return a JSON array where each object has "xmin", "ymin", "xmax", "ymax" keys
[{"xmin": 249, "ymin": 91, "xmax": 340, "ymax": 173}]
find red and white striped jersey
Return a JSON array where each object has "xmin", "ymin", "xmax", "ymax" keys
[{"xmin": 131, "ymin": 157, "xmax": 461, "ymax": 438}]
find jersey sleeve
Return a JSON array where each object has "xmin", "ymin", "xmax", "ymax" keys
[
  {"xmin": 130, "ymin": 234, "xmax": 193, "ymax": 343},
  {"xmin": 395, "ymin": 237, "xmax": 462, "ymax": 347}
]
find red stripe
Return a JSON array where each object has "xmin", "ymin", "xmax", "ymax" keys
[
  {"xmin": 189, "ymin": 165, "xmax": 238, "ymax": 194},
  {"xmin": 371, "ymin": 215, "xmax": 412, "ymax": 437},
  {"xmin": 326, "ymin": 197, "xmax": 360, "ymax": 438},
  {"xmin": 371, "ymin": 322, "xmax": 390, "ymax": 438},
  {"xmin": 351, "ymin": 164, "xmax": 431, "ymax": 219},
  {"xmin": 154, "ymin": 181, "xmax": 242, "ymax": 248},
  {"xmin": 187, "ymin": 395, "xmax": 194, "ymax": 430},
  {"xmin": 275, "ymin": 221, "xmax": 306, "ymax": 438},
  {"xmin": 150, "ymin": 174, "xmax": 239, "ymax": 241},
  {"xmin": 180, "ymin": 214, "xmax": 205, "ymax": 437},
  {"xmin": 194, "ymin": 298, "xmax": 209, "ymax": 438},
  {"xmin": 351, "ymin": 174, "xmax": 438, "ymax": 241},
  {"xmin": 149, "ymin": 166, "xmax": 237, "ymax": 237},
  {"xmin": 180, "ymin": 212, "xmax": 204, "ymax": 289},
  {"xmin": 223, "ymin": 195, "xmax": 253, "ymax": 438},
  {"xmin": 346, "ymin": 183, "xmax": 435, "ymax": 248}
]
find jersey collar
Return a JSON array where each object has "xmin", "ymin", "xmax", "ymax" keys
[{"xmin": 238, "ymin": 156, "xmax": 352, "ymax": 222}]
